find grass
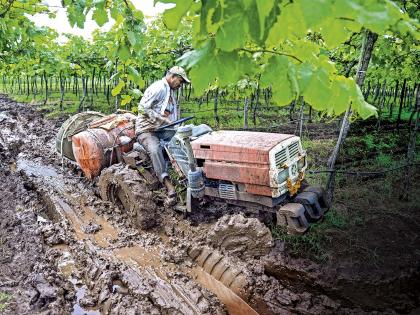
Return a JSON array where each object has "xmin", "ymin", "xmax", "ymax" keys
[
  {"xmin": 271, "ymin": 204, "xmax": 358, "ymax": 262},
  {"xmin": 272, "ymin": 125, "xmax": 418, "ymax": 262},
  {"xmin": 0, "ymin": 292, "xmax": 12, "ymax": 312}
]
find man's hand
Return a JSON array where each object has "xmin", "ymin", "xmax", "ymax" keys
[{"xmin": 163, "ymin": 117, "xmax": 172, "ymax": 125}]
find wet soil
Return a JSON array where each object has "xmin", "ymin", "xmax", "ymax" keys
[{"xmin": 0, "ymin": 93, "xmax": 419, "ymax": 314}]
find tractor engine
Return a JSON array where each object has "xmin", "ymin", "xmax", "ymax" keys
[
  {"xmin": 191, "ymin": 130, "xmax": 306, "ymax": 201},
  {"xmin": 166, "ymin": 126, "xmax": 324, "ymax": 234}
]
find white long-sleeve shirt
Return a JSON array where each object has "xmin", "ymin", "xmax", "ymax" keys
[{"xmin": 135, "ymin": 78, "xmax": 179, "ymax": 134}]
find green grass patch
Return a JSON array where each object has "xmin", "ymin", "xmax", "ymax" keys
[
  {"xmin": 270, "ymin": 206, "xmax": 353, "ymax": 262},
  {"xmin": 0, "ymin": 292, "xmax": 12, "ymax": 312}
]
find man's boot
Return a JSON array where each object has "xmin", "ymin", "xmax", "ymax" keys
[
  {"xmin": 163, "ymin": 177, "xmax": 177, "ymax": 206},
  {"xmin": 163, "ymin": 177, "xmax": 176, "ymax": 197}
]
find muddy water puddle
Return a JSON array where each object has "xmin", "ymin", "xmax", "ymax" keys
[
  {"xmin": 51, "ymin": 195, "xmax": 118, "ymax": 247},
  {"xmin": 113, "ymin": 246, "xmax": 161, "ymax": 268},
  {"xmin": 16, "ymin": 158, "xmax": 58, "ymax": 178},
  {"xmin": 57, "ymin": 248, "xmax": 76, "ymax": 277},
  {"xmin": 70, "ymin": 278, "xmax": 100, "ymax": 315},
  {"xmin": 54, "ymin": 245, "xmax": 100, "ymax": 315}
]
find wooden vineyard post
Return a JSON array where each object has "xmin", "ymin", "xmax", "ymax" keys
[
  {"xmin": 214, "ymin": 88, "xmax": 219, "ymax": 129},
  {"xmin": 78, "ymin": 74, "xmax": 87, "ymax": 112},
  {"xmin": 397, "ymin": 79, "xmax": 407, "ymax": 129},
  {"xmin": 390, "ymin": 80, "xmax": 399, "ymax": 118},
  {"xmin": 43, "ymin": 70, "xmax": 48, "ymax": 105},
  {"xmin": 59, "ymin": 70, "xmax": 65, "ymax": 111},
  {"xmin": 298, "ymin": 97, "xmax": 305, "ymax": 138},
  {"xmin": 400, "ymin": 86, "xmax": 419, "ymax": 201},
  {"xmin": 26, "ymin": 75, "xmax": 30, "ymax": 96},
  {"xmin": 364, "ymin": 80, "xmax": 371, "ymax": 99},
  {"xmin": 326, "ymin": 29, "xmax": 378, "ymax": 205},
  {"xmin": 252, "ymin": 79, "xmax": 260, "ymax": 128},
  {"xmin": 376, "ymin": 80, "xmax": 387, "ymax": 130},
  {"xmin": 244, "ymin": 97, "xmax": 249, "ymax": 129}
]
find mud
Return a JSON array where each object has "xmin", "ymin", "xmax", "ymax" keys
[{"xmin": 0, "ymin": 93, "xmax": 419, "ymax": 314}]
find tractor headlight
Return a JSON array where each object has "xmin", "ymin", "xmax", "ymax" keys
[
  {"xmin": 277, "ymin": 168, "xmax": 289, "ymax": 183},
  {"xmin": 297, "ymin": 156, "xmax": 306, "ymax": 171}
]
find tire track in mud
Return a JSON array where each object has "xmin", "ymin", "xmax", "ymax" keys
[
  {"xmin": 10, "ymin": 143, "xmax": 252, "ymax": 313},
  {"xmin": 27, "ymin": 162, "xmax": 257, "ymax": 314}
]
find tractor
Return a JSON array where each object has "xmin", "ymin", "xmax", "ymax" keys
[{"xmin": 56, "ymin": 111, "xmax": 327, "ymax": 235}]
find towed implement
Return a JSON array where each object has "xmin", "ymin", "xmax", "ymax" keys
[{"xmin": 57, "ymin": 112, "xmax": 328, "ymax": 235}]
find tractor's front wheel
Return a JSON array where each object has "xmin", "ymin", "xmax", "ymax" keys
[{"xmin": 98, "ymin": 164, "xmax": 158, "ymax": 229}]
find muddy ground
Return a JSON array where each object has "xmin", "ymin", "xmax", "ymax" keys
[{"xmin": 0, "ymin": 93, "xmax": 419, "ymax": 315}]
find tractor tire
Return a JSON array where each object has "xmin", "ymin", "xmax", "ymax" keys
[
  {"xmin": 188, "ymin": 246, "xmax": 250, "ymax": 300},
  {"xmin": 98, "ymin": 163, "xmax": 158, "ymax": 230},
  {"xmin": 207, "ymin": 214, "xmax": 274, "ymax": 259}
]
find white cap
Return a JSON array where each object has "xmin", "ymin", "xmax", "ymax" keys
[{"xmin": 168, "ymin": 66, "xmax": 190, "ymax": 83}]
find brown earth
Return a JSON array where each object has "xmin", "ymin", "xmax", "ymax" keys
[{"xmin": 0, "ymin": 93, "xmax": 419, "ymax": 315}]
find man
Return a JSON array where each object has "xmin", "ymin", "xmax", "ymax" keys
[{"xmin": 135, "ymin": 66, "xmax": 190, "ymax": 199}]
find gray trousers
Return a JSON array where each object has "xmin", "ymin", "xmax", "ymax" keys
[{"xmin": 137, "ymin": 132, "xmax": 168, "ymax": 182}]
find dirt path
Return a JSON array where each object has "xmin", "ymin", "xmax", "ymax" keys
[{"xmin": 0, "ymin": 94, "xmax": 419, "ymax": 314}]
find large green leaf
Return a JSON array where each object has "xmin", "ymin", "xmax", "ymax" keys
[
  {"xmin": 348, "ymin": 81, "xmax": 377, "ymax": 119},
  {"xmin": 189, "ymin": 53, "xmax": 218, "ymax": 95},
  {"xmin": 130, "ymin": 88, "xmax": 143, "ymax": 98},
  {"xmin": 299, "ymin": 0, "xmax": 331, "ymax": 28},
  {"xmin": 162, "ymin": 0, "xmax": 194, "ymax": 30},
  {"xmin": 111, "ymin": 80, "xmax": 125, "ymax": 96},
  {"xmin": 260, "ymin": 56, "xmax": 295, "ymax": 105},
  {"xmin": 215, "ymin": 15, "xmax": 246, "ymax": 52},
  {"xmin": 216, "ymin": 52, "xmax": 242, "ymax": 86},
  {"xmin": 118, "ymin": 44, "xmax": 131, "ymax": 61},
  {"xmin": 326, "ymin": 77, "xmax": 351, "ymax": 116},
  {"xmin": 298, "ymin": 62, "xmax": 332, "ymax": 111},
  {"xmin": 92, "ymin": 3, "xmax": 108, "ymax": 27},
  {"xmin": 256, "ymin": 0, "xmax": 274, "ymax": 39},
  {"xmin": 121, "ymin": 94, "xmax": 132, "ymax": 105},
  {"xmin": 266, "ymin": 3, "xmax": 306, "ymax": 45},
  {"xmin": 127, "ymin": 31, "xmax": 137, "ymax": 46}
]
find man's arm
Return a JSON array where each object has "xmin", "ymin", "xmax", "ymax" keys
[{"xmin": 138, "ymin": 85, "xmax": 171, "ymax": 125}]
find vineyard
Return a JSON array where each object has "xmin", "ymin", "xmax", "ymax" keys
[{"xmin": 0, "ymin": 0, "xmax": 419, "ymax": 314}]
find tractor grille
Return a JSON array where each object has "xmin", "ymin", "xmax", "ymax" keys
[
  {"xmin": 275, "ymin": 149, "xmax": 287, "ymax": 168},
  {"xmin": 219, "ymin": 183, "xmax": 236, "ymax": 199},
  {"xmin": 275, "ymin": 141, "xmax": 300, "ymax": 168},
  {"xmin": 288, "ymin": 141, "xmax": 299, "ymax": 160}
]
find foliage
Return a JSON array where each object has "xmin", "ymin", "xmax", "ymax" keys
[
  {"xmin": 0, "ymin": 0, "xmax": 418, "ymax": 118},
  {"xmin": 161, "ymin": 0, "xmax": 418, "ymax": 119},
  {"xmin": 0, "ymin": 2, "xmax": 192, "ymax": 109}
]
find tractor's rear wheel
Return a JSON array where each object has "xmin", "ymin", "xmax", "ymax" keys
[
  {"xmin": 98, "ymin": 164, "xmax": 158, "ymax": 229},
  {"xmin": 207, "ymin": 214, "xmax": 274, "ymax": 259}
]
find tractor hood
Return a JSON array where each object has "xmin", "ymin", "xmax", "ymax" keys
[{"xmin": 191, "ymin": 130, "xmax": 294, "ymax": 164}]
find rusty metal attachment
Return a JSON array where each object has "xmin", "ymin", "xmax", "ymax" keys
[
  {"xmin": 294, "ymin": 191, "xmax": 324, "ymax": 221},
  {"xmin": 277, "ymin": 203, "xmax": 309, "ymax": 234}
]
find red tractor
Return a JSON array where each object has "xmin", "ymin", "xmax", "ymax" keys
[{"xmin": 57, "ymin": 112, "xmax": 327, "ymax": 234}]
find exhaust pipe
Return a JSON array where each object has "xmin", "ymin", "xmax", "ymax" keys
[{"xmin": 176, "ymin": 126, "xmax": 205, "ymax": 211}]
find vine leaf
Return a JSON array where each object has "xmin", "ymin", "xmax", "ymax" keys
[
  {"xmin": 111, "ymin": 80, "xmax": 125, "ymax": 96},
  {"xmin": 92, "ymin": 2, "xmax": 108, "ymax": 27},
  {"xmin": 161, "ymin": 0, "xmax": 193, "ymax": 30}
]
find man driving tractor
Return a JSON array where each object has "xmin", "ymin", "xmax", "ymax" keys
[{"xmin": 135, "ymin": 66, "xmax": 190, "ymax": 201}]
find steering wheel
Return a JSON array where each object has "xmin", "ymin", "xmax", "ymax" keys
[{"xmin": 155, "ymin": 116, "xmax": 194, "ymax": 131}]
